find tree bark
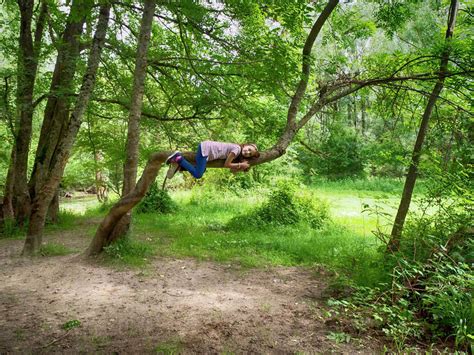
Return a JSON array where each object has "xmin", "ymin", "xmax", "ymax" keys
[
  {"xmin": 109, "ymin": 0, "xmax": 156, "ymax": 242},
  {"xmin": 28, "ymin": 0, "xmax": 90, "ymax": 203},
  {"xmin": 2, "ymin": 75, "xmax": 15, "ymax": 221},
  {"xmin": 46, "ymin": 189, "xmax": 59, "ymax": 224},
  {"xmin": 2, "ymin": 149, "xmax": 16, "ymax": 221},
  {"xmin": 387, "ymin": 0, "xmax": 459, "ymax": 253},
  {"xmin": 86, "ymin": 0, "xmax": 340, "ymax": 256},
  {"xmin": 23, "ymin": 2, "xmax": 110, "ymax": 255},
  {"xmin": 8, "ymin": 0, "xmax": 48, "ymax": 225}
]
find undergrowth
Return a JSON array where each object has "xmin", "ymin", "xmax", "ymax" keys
[
  {"xmin": 39, "ymin": 243, "xmax": 75, "ymax": 256},
  {"xmin": 136, "ymin": 182, "xmax": 177, "ymax": 214},
  {"xmin": 103, "ymin": 235, "xmax": 154, "ymax": 267},
  {"xmin": 327, "ymin": 168, "xmax": 474, "ymax": 352},
  {"xmin": 228, "ymin": 181, "xmax": 329, "ymax": 229}
]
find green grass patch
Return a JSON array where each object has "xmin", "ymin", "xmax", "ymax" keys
[
  {"xmin": 130, "ymin": 187, "xmax": 389, "ymax": 286},
  {"xmin": 103, "ymin": 235, "xmax": 155, "ymax": 268},
  {"xmin": 44, "ymin": 210, "xmax": 80, "ymax": 232},
  {"xmin": 60, "ymin": 195, "xmax": 101, "ymax": 214},
  {"xmin": 154, "ymin": 337, "xmax": 184, "ymax": 354},
  {"xmin": 39, "ymin": 242, "xmax": 76, "ymax": 256},
  {"xmin": 0, "ymin": 218, "xmax": 26, "ymax": 239},
  {"xmin": 312, "ymin": 177, "xmax": 426, "ymax": 195}
]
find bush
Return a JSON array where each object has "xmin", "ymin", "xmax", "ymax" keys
[
  {"xmin": 136, "ymin": 182, "xmax": 177, "ymax": 214},
  {"xmin": 329, "ymin": 165, "xmax": 473, "ymax": 351},
  {"xmin": 228, "ymin": 181, "xmax": 329, "ymax": 229}
]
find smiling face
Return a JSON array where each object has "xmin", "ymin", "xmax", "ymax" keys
[{"xmin": 242, "ymin": 144, "xmax": 257, "ymax": 158}]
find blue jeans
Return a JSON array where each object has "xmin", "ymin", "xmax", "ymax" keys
[{"xmin": 178, "ymin": 144, "xmax": 207, "ymax": 179}]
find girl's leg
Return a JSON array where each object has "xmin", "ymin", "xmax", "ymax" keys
[{"xmin": 178, "ymin": 144, "xmax": 207, "ymax": 178}]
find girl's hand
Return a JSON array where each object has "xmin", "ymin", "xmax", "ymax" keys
[{"xmin": 239, "ymin": 161, "xmax": 250, "ymax": 170}]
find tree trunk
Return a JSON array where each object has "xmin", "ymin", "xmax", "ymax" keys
[
  {"xmin": 1, "ymin": 74, "xmax": 15, "ymax": 221},
  {"xmin": 28, "ymin": 0, "xmax": 90, "ymax": 203},
  {"xmin": 109, "ymin": 0, "xmax": 156, "ymax": 242},
  {"xmin": 13, "ymin": 0, "xmax": 48, "ymax": 225},
  {"xmin": 23, "ymin": 2, "xmax": 110, "ymax": 255},
  {"xmin": 94, "ymin": 152, "xmax": 108, "ymax": 203},
  {"xmin": 46, "ymin": 189, "xmax": 59, "ymax": 224},
  {"xmin": 86, "ymin": 0, "xmax": 340, "ymax": 256},
  {"xmin": 361, "ymin": 96, "xmax": 366, "ymax": 136},
  {"xmin": 387, "ymin": 0, "xmax": 459, "ymax": 253},
  {"xmin": 2, "ymin": 149, "xmax": 16, "ymax": 221}
]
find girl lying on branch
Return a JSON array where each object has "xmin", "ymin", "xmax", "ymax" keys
[{"xmin": 165, "ymin": 141, "xmax": 260, "ymax": 179}]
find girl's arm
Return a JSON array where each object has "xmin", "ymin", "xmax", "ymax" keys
[{"xmin": 224, "ymin": 153, "xmax": 250, "ymax": 171}]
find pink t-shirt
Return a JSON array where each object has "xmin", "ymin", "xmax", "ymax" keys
[{"xmin": 200, "ymin": 141, "xmax": 241, "ymax": 161}]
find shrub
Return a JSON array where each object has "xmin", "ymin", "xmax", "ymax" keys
[
  {"xmin": 136, "ymin": 182, "xmax": 177, "ymax": 214},
  {"xmin": 228, "ymin": 181, "xmax": 329, "ymax": 229}
]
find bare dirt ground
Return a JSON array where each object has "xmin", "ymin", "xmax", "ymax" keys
[{"xmin": 0, "ymin": 227, "xmax": 384, "ymax": 354}]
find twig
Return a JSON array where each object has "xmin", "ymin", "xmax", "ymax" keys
[{"xmin": 40, "ymin": 329, "xmax": 73, "ymax": 349}]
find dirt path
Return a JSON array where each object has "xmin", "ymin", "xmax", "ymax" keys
[{"xmin": 0, "ymin": 235, "xmax": 382, "ymax": 353}]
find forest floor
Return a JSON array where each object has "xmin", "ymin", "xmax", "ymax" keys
[{"xmin": 0, "ymin": 218, "xmax": 386, "ymax": 354}]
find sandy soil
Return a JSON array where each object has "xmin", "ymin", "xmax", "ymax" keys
[{"xmin": 0, "ymin": 229, "xmax": 383, "ymax": 354}]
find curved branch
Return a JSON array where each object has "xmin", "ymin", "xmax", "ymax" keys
[{"xmin": 86, "ymin": 0, "xmax": 341, "ymax": 255}]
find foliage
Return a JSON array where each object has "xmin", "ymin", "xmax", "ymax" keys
[
  {"xmin": 62, "ymin": 319, "xmax": 81, "ymax": 330},
  {"xmin": 298, "ymin": 126, "xmax": 366, "ymax": 180},
  {"xmin": 135, "ymin": 182, "xmax": 177, "ymax": 214},
  {"xmin": 62, "ymin": 152, "xmax": 97, "ymax": 190},
  {"xmin": 330, "ymin": 244, "xmax": 472, "ymax": 351},
  {"xmin": 328, "ymin": 163, "xmax": 474, "ymax": 351},
  {"xmin": 228, "ymin": 181, "xmax": 329, "ymax": 230},
  {"xmin": 327, "ymin": 331, "xmax": 352, "ymax": 344}
]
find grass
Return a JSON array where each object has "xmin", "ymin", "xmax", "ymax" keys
[
  {"xmin": 126, "ymin": 182, "xmax": 398, "ymax": 285},
  {"xmin": 39, "ymin": 242, "xmax": 76, "ymax": 256},
  {"xmin": 313, "ymin": 177, "xmax": 427, "ymax": 195},
  {"xmin": 56, "ymin": 178, "xmax": 418, "ymax": 285},
  {"xmin": 0, "ymin": 218, "xmax": 26, "ymax": 239},
  {"xmin": 154, "ymin": 338, "xmax": 184, "ymax": 354},
  {"xmin": 102, "ymin": 235, "xmax": 154, "ymax": 268}
]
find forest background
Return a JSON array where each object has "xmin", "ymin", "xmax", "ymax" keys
[{"xmin": 0, "ymin": 0, "xmax": 472, "ymax": 352}]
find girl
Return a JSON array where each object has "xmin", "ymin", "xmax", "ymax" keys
[{"xmin": 165, "ymin": 141, "xmax": 260, "ymax": 179}]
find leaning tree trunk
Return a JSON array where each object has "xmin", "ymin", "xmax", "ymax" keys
[
  {"xmin": 28, "ymin": 0, "xmax": 91, "ymax": 206},
  {"xmin": 86, "ymin": 0, "xmax": 340, "ymax": 256},
  {"xmin": 12, "ymin": 0, "xmax": 48, "ymax": 225},
  {"xmin": 387, "ymin": 0, "xmax": 459, "ymax": 253},
  {"xmin": 22, "ymin": 2, "xmax": 110, "ymax": 255},
  {"xmin": 108, "ymin": 0, "xmax": 156, "ymax": 242}
]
